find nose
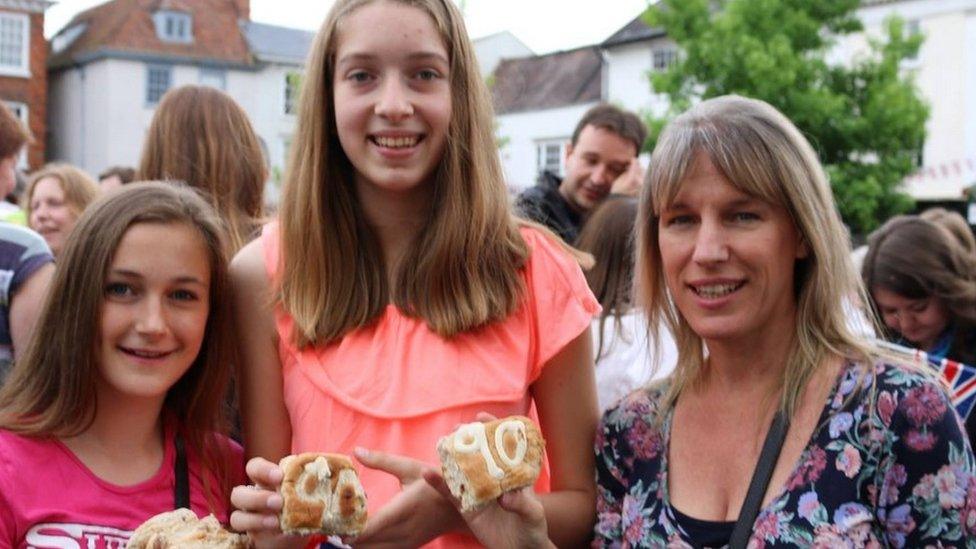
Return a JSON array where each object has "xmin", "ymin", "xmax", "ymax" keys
[
  {"xmin": 136, "ymin": 296, "xmax": 169, "ymax": 337},
  {"xmin": 691, "ymin": 218, "xmax": 730, "ymax": 265},
  {"xmin": 591, "ymin": 164, "xmax": 612, "ymax": 186},
  {"xmin": 375, "ymin": 76, "xmax": 414, "ymax": 122}
]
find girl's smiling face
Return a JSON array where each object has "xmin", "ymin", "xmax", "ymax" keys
[
  {"xmin": 332, "ymin": 1, "xmax": 451, "ymax": 199},
  {"xmin": 97, "ymin": 222, "xmax": 211, "ymax": 404}
]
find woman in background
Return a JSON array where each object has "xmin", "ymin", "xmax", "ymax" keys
[
  {"xmin": 26, "ymin": 163, "xmax": 99, "ymax": 257},
  {"xmin": 140, "ymin": 85, "xmax": 266, "ymax": 253}
]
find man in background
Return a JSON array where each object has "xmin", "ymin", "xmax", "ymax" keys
[{"xmin": 515, "ymin": 104, "xmax": 647, "ymax": 243}]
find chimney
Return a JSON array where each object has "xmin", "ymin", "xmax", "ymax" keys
[{"xmin": 235, "ymin": 0, "xmax": 250, "ymax": 20}]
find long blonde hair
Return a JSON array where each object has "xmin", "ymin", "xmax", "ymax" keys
[
  {"xmin": 140, "ymin": 85, "xmax": 266, "ymax": 253},
  {"xmin": 638, "ymin": 95, "xmax": 877, "ymax": 417},
  {"xmin": 278, "ymin": 0, "xmax": 528, "ymax": 347}
]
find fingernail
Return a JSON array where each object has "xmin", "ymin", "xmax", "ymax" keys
[
  {"xmin": 268, "ymin": 466, "xmax": 283, "ymax": 483},
  {"xmin": 267, "ymin": 494, "xmax": 283, "ymax": 510}
]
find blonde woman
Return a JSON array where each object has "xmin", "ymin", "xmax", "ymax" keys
[
  {"xmin": 441, "ymin": 96, "xmax": 976, "ymax": 548},
  {"xmin": 228, "ymin": 1, "xmax": 598, "ymax": 547},
  {"xmin": 26, "ymin": 163, "xmax": 99, "ymax": 257}
]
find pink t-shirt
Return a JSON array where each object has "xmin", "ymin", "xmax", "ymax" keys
[
  {"xmin": 263, "ymin": 223, "xmax": 598, "ymax": 547},
  {"xmin": 0, "ymin": 427, "xmax": 244, "ymax": 549}
]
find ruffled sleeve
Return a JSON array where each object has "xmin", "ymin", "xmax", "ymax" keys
[{"xmin": 519, "ymin": 227, "xmax": 600, "ymax": 381}]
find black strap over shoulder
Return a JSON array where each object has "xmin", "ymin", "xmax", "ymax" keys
[
  {"xmin": 174, "ymin": 434, "xmax": 190, "ymax": 509},
  {"xmin": 728, "ymin": 410, "xmax": 790, "ymax": 549}
]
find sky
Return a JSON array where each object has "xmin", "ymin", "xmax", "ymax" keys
[{"xmin": 45, "ymin": 0, "xmax": 651, "ymax": 54}]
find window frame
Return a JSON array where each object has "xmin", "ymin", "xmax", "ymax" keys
[
  {"xmin": 0, "ymin": 11, "xmax": 30, "ymax": 78},
  {"xmin": 3, "ymin": 101, "xmax": 27, "ymax": 168},
  {"xmin": 651, "ymin": 47, "xmax": 678, "ymax": 73},
  {"xmin": 145, "ymin": 64, "xmax": 173, "ymax": 106},
  {"xmin": 535, "ymin": 139, "xmax": 567, "ymax": 177},
  {"xmin": 284, "ymin": 71, "xmax": 302, "ymax": 115},
  {"xmin": 153, "ymin": 10, "xmax": 193, "ymax": 44}
]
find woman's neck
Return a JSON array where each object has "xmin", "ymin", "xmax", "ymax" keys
[
  {"xmin": 355, "ymin": 176, "xmax": 433, "ymax": 274},
  {"xmin": 60, "ymin": 385, "xmax": 167, "ymax": 484},
  {"xmin": 700, "ymin": 312, "xmax": 798, "ymax": 397}
]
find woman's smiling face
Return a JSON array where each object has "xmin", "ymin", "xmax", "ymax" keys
[{"xmin": 657, "ymin": 154, "xmax": 808, "ymax": 345}]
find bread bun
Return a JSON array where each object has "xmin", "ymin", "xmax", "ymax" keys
[
  {"xmin": 437, "ymin": 415, "xmax": 545, "ymax": 511},
  {"xmin": 126, "ymin": 508, "xmax": 251, "ymax": 548},
  {"xmin": 278, "ymin": 453, "xmax": 368, "ymax": 536}
]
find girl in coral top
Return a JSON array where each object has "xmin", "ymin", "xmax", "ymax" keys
[{"xmin": 228, "ymin": 0, "xmax": 600, "ymax": 547}]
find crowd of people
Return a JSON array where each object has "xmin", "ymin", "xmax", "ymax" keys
[{"xmin": 0, "ymin": 0, "xmax": 974, "ymax": 547}]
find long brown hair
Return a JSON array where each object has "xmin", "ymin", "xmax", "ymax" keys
[
  {"xmin": 575, "ymin": 196, "xmax": 638, "ymax": 359},
  {"xmin": 0, "ymin": 182, "xmax": 238, "ymax": 510},
  {"xmin": 862, "ymin": 215, "xmax": 976, "ymax": 365},
  {"xmin": 278, "ymin": 0, "xmax": 528, "ymax": 347},
  {"xmin": 638, "ymin": 95, "xmax": 879, "ymax": 418},
  {"xmin": 25, "ymin": 162, "xmax": 100, "ymax": 220},
  {"xmin": 140, "ymin": 85, "xmax": 266, "ymax": 253}
]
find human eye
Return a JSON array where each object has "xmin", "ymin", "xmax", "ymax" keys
[
  {"xmin": 346, "ymin": 70, "xmax": 374, "ymax": 84},
  {"xmin": 105, "ymin": 282, "xmax": 135, "ymax": 299},
  {"xmin": 415, "ymin": 68, "xmax": 442, "ymax": 81},
  {"xmin": 663, "ymin": 214, "xmax": 695, "ymax": 227},
  {"xmin": 731, "ymin": 211, "xmax": 761, "ymax": 222},
  {"xmin": 909, "ymin": 301, "xmax": 928, "ymax": 313},
  {"xmin": 170, "ymin": 288, "xmax": 200, "ymax": 302}
]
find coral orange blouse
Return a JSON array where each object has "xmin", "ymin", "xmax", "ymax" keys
[{"xmin": 262, "ymin": 223, "xmax": 598, "ymax": 547}]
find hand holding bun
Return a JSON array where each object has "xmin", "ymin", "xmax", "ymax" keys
[
  {"xmin": 278, "ymin": 452, "xmax": 368, "ymax": 536},
  {"xmin": 127, "ymin": 508, "xmax": 251, "ymax": 548},
  {"xmin": 437, "ymin": 415, "xmax": 545, "ymax": 511}
]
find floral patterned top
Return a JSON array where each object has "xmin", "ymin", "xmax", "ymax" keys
[{"xmin": 593, "ymin": 360, "xmax": 976, "ymax": 548}]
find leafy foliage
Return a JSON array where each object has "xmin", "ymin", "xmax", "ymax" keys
[{"xmin": 645, "ymin": 0, "xmax": 928, "ymax": 233}]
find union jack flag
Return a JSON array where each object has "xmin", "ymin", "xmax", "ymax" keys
[{"xmin": 877, "ymin": 341, "xmax": 976, "ymax": 420}]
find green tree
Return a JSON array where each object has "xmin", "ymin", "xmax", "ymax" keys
[{"xmin": 645, "ymin": 0, "xmax": 928, "ymax": 233}]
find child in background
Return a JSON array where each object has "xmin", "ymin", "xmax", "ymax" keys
[
  {"xmin": 0, "ymin": 183, "xmax": 244, "ymax": 546},
  {"xmin": 227, "ymin": 0, "xmax": 600, "ymax": 547},
  {"xmin": 575, "ymin": 196, "xmax": 677, "ymax": 412}
]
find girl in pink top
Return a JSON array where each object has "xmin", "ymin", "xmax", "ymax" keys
[
  {"xmin": 228, "ymin": 0, "xmax": 601, "ymax": 547},
  {"xmin": 0, "ymin": 183, "xmax": 244, "ymax": 547}
]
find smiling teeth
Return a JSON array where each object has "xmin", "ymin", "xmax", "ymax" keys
[
  {"xmin": 374, "ymin": 136, "xmax": 418, "ymax": 148},
  {"xmin": 694, "ymin": 283, "xmax": 741, "ymax": 299},
  {"xmin": 126, "ymin": 349, "xmax": 167, "ymax": 358}
]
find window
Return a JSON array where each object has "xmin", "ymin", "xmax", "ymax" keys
[
  {"xmin": 153, "ymin": 11, "xmax": 193, "ymax": 43},
  {"xmin": 0, "ymin": 12, "xmax": 29, "ymax": 77},
  {"xmin": 146, "ymin": 65, "xmax": 172, "ymax": 105},
  {"xmin": 3, "ymin": 101, "xmax": 27, "ymax": 168},
  {"xmin": 652, "ymin": 47, "xmax": 678, "ymax": 72},
  {"xmin": 199, "ymin": 68, "xmax": 226, "ymax": 90},
  {"xmin": 536, "ymin": 140, "xmax": 566, "ymax": 176},
  {"xmin": 284, "ymin": 72, "xmax": 302, "ymax": 115}
]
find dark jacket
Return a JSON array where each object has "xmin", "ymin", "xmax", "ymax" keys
[{"xmin": 513, "ymin": 171, "xmax": 581, "ymax": 244}]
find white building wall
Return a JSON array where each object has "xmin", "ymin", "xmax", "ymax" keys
[
  {"xmin": 473, "ymin": 32, "xmax": 533, "ymax": 79},
  {"xmin": 496, "ymin": 102, "xmax": 598, "ymax": 191},
  {"xmin": 603, "ymin": 38, "xmax": 672, "ymax": 118},
  {"xmin": 47, "ymin": 57, "xmax": 300, "ymax": 202},
  {"xmin": 831, "ymin": 0, "xmax": 976, "ymax": 198}
]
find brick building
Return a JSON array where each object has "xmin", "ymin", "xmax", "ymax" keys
[{"xmin": 0, "ymin": 0, "xmax": 52, "ymax": 170}]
